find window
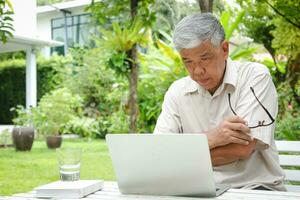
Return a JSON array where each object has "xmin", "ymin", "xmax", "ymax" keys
[{"xmin": 51, "ymin": 13, "xmax": 93, "ymax": 55}]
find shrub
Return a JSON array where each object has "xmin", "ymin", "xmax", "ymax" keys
[
  {"xmin": 37, "ymin": 55, "xmax": 71, "ymax": 100},
  {"xmin": 61, "ymin": 116, "xmax": 100, "ymax": 138},
  {"xmin": 31, "ymin": 88, "xmax": 83, "ymax": 137},
  {"xmin": 107, "ymin": 109, "xmax": 130, "ymax": 134},
  {"xmin": 0, "ymin": 59, "xmax": 26, "ymax": 124},
  {"xmin": 0, "ymin": 56, "xmax": 69, "ymax": 124},
  {"xmin": 137, "ymin": 38, "xmax": 186, "ymax": 132},
  {"xmin": 275, "ymin": 111, "xmax": 300, "ymax": 140},
  {"xmin": 10, "ymin": 105, "xmax": 33, "ymax": 126},
  {"xmin": 275, "ymin": 80, "xmax": 300, "ymax": 140},
  {"xmin": 61, "ymin": 47, "xmax": 130, "ymax": 135},
  {"xmin": 62, "ymin": 48, "xmax": 119, "ymax": 112}
]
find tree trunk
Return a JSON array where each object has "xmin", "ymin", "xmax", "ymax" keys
[
  {"xmin": 287, "ymin": 53, "xmax": 300, "ymax": 106},
  {"xmin": 128, "ymin": 47, "xmax": 138, "ymax": 132},
  {"xmin": 129, "ymin": 0, "xmax": 139, "ymax": 132},
  {"xmin": 263, "ymin": 44, "xmax": 286, "ymax": 83},
  {"xmin": 197, "ymin": 0, "xmax": 214, "ymax": 13},
  {"xmin": 131, "ymin": 0, "xmax": 138, "ymax": 18}
]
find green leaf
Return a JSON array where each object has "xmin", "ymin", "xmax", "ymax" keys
[
  {"xmin": 220, "ymin": 10, "xmax": 230, "ymax": 33},
  {"xmin": 3, "ymin": 16, "xmax": 13, "ymax": 21},
  {"xmin": 230, "ymin": 46, "xmax": 257, "ymax": 60},
  {"xmin": 276, "ymin": 62, "xmax": 286, "ymax": 74},
  {"xmin": 1, "ymin": 25, "xmax": 14, "ymax": 31},
  {"xmin": 156, "ymin": 39, "xmax": 179, "ymax": 61},
  {"xmin": 157, "ymin": 30, "xmax": 173, "ymax": 43},
  {"xmin": 4, "ymin": 0, "xmax": 14, "ymax": 11},
  {"xmin": 226, "ymin": 10, "xmax": 245, "ymax": 40}
]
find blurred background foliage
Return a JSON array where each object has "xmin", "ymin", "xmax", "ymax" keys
[{"xmin": 1, "ymin": 0, "xmax": 299, "ymax": 140}]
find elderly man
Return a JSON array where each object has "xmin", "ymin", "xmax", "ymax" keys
[{"xmin": 154, "ymin": 13, "xmax": 285, "ymax": 191}]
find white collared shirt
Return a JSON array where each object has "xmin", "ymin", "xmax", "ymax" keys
[{"xmin": 154, "ymin": 59, "xmax": 286, "ymax": 191}]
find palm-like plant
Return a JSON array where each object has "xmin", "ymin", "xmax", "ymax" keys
[
  {"xmin": 0, "ymin": 0, "xmax": 14, "ymax": 43},
  {"xmin": 98, "ymin": 18, "xmax": 149, "ymax": 76},
  {"xmin": 100, "ymin": 19, "xmax": 148, "ymax": 53},
  {"xmin": 220, "ymin": 8, "xmax": 258, "ymax": 61},
  {"xmin": 139, "ymin": 37, "xmax": 186, "ymax": 80}
]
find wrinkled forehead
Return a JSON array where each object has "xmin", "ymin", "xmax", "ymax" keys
[{"xmin": 179, "ymin": 40, "xmax": 219, "ymax": 58}]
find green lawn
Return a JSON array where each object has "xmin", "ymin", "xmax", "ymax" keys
[{"xmin": 0, "ymin": 138, "xmax": 115, "ymax": 196}]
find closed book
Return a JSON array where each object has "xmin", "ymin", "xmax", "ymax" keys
[{"xmin": 35, "ymin": 180, "xmax": 103, "ymax": 199}]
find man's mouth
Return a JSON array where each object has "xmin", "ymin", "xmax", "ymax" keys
[{"xmin": 198, "ymin": 78, "xmax": 210, "ymax": 85}]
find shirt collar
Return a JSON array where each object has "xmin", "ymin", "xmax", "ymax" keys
[
  {"xmin": 183, "ymin": 58, "xmax": 238, "ymax": 95},
  {"xmin": 183, "ymin": 77, "xmax": 199, "ymax": 94},
  {"xmin": 222, "ymin": 58, "xmax": 237, "ymax": 88}
]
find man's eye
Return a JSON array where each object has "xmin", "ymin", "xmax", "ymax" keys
[
  {"xmin": 184, "ymin": 60, "xmax": 192, "ymax": 64},
  {"xmin": 201, "ymin": 57, "xmax": 209, "ymax": 60}
]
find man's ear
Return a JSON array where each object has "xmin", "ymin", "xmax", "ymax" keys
[{"xmin": 221, "ymin": 41, "xmax": 229, "ymax": 59}]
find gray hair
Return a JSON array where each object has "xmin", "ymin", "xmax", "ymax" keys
[{"xmin": 173, "ymin": 13, "xmax": 225, "ymax": 51}]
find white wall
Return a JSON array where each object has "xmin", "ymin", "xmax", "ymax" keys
[
  {"xmin": 36, "ymin": 13, "xmax": 56, "ymax": 57},
  {"xmin": 37, "ymin": 13, "xmax": 54, "ymax": 41},
  {"xmin": 11, "ymin": 0, "xmax": 37, "ymax": 37}
]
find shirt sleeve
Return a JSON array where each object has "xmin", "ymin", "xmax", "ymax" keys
[
  {"xmin": 235, "ymin": 67, "xmax": 278, "ymax": 150},
  {"xmin": 153, "ymin": 86, "xmax": 182, "ymax": 134}
]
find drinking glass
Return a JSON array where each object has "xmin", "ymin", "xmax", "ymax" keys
[{"xmin": 56, "ymin": 148, "xmax": 82, "ymax": 181}]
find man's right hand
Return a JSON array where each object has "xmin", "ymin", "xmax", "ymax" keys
[{"xmin": 205, "ymin": 116, "xmax": 253, "ymax": 149}]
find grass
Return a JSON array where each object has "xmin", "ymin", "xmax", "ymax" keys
[{"xmin": 0, "ymin": 138, "xmax": 115, "ymax": 196}]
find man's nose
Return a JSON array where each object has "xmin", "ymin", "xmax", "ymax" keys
[{"xmin": 194, "ymin": 61, "xmax": 205, "ymax": 75}]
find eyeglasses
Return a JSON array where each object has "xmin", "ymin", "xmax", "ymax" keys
[{"xmin": 228, "ymin": 87, "xmax": 275, "ymax": 129}]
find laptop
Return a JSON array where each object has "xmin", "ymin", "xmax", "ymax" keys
[{"xmin": 106, "ymin": 134, "xmax": 230, "ymax": 197}]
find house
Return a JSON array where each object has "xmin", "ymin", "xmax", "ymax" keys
[
  {"xmin": 0, "ymin": 0, "xmax": 63, "ymax": 109},
  {"xmin": 0, "ymin": 0, "xmax": 94, "ymax": 110},
  {"xmin": 36, "ymin": 0, "xmax": 94, "ymax": 57}
]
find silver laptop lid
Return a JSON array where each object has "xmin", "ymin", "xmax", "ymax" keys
[{"xmin": 106, "ymin": 134, "xmax": 216, "ymax": 197}]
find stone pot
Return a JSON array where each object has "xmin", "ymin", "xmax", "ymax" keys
[
  {"xmin": 46, "ymin": 135, "xmax": 62, "ymax": 149},
  {"xmin": 12, "ymin": 126, "xmax": 35, "ymax": 151}
]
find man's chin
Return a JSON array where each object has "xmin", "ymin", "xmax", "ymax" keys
[
  {"xmin": 196, "ymin": 81, "xmax": 211, "ymax": 89},
  {"xmin": 197, "ymin": 83, "xmax": 217, "ymax": 93}
]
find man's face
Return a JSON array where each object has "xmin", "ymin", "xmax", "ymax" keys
[{"xmin": 179, "ymin": 40, "xmax": 229, "ymax": 94}]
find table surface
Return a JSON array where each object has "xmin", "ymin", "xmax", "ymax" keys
[{"xmin": 2, "ymin": 181, "xmax": 300, "ymax": 200}]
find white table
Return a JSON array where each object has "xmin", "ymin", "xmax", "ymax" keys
[{"xmin": 2, "ymin": 182, "xmax": 300, "ymax": 200}]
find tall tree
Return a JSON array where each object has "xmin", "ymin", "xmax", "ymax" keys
[
  {"xmin": 197, "ymin": 0, "xmax": 214, "ymax": 13},
  {"xmin": 87, "ymin": 0, "xmax": 155, "ymax": 132},
  {"xmin": 237, "ymin": 0, "xmax": 300, "ymax": 105},
  {"xmin": 153, "ymin": 0, "xmax": 199, "ymax": 37},
  {"xmin": 129, "ymin": 0, "xmax": 139, "ymax": 132},
  {"xmin": 267, "ymin": 0, "xmax": 300, "ymax": 99}
]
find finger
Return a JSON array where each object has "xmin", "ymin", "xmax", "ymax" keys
[
  {"xmin": 229, "ymin": 122, "xmax": 250, "ymax": 133},
  {"xmin": 232, "ymin": 131, "xmax": 253, "ymax": 142},
  {"xmin": 230, "ymin": 136, "xmax": 249, "ymax": 145},
  {"xmin": 227, "ymin": 115, "xmax": 247, "ymax": 124}
]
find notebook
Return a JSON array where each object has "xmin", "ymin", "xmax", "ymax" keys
[{"xmin": 35, "ymin": 180, "xmax": 103, "ymax": 199}]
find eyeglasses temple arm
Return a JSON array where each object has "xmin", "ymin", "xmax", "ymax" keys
[
  {"xmin": 228, "ymin": 93, "xmax": 237, "ymax": 115},
  {"xmin": 250, "ymin": 87, "xmax": 275, "ymax": 123}
]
